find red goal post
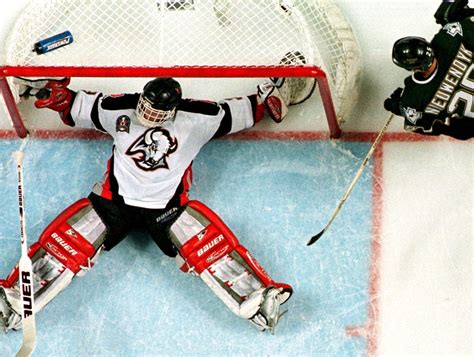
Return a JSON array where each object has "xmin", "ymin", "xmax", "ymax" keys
[{"xmin": 0, "ymin": 0, "xmax": 361, "ymax": 139}]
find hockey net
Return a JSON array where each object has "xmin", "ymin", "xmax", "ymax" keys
[{"xmin": 0, "ymin": 0, "xmax": 361, "ymax": 138}]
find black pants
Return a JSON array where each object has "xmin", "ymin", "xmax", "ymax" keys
[{"xmin": 88, "ymin": 193, "xmax": 182, "ymax": 257}]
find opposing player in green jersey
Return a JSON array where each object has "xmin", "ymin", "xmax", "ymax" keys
[{"xmin": 385, "ymin": 0, "xmax": 474, "ymax": 140}]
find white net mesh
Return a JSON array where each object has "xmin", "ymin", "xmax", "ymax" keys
[{"xmin": 3, "ymin": 0, "xmax": 361, "ymax": 121}]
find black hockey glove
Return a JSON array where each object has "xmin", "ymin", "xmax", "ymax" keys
[
  {"xmin": 404, "ymin": 112, "xmax": 474, "ymax": 140},
  {"xmin": 435, "ymin": 117, "xmax": 474, "ymax": 140},
  {"xmin": 434, "ymin": 0, "xmax": 473, "ymax": 25},
  {"xmin": 383, "ymin": 87, "xmax": 403, "ymax": 116}
]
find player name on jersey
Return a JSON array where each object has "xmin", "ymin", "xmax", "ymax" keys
[{"xmin": 425, "ymin": 43, "xmax": 473, "ymax": 115}]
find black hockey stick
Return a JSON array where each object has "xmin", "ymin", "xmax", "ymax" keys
[{"xmin": 307, "ymin": 114, "xmax": 394, "ymax": 246}]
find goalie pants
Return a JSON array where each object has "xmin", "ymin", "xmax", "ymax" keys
[{"xmin": 88, "ymin": 193, "xmax": 180, "ymax": 255}]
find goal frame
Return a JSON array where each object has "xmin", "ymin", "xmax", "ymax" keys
[{"xmin": 0, "ymin": 65, "xmax": 340, "ymax": 139}]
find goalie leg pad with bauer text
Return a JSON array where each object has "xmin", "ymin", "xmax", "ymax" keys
[
  {"xmin": 168, "ymin": 200, "xmax": 292, "ymax": 330},
  {"xmin": 0, "ymin": 198, "xmax": 107, "ymax": 331}
]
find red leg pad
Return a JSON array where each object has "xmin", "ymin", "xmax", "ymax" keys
[
  {"xmin": 3, "ymin": 198, "xmax": 98, "ymax": 285},
  {"xmin": 173, "ymin": 201, "xmax": 288, "ymax": 290},
  {"xmin": 38, "ymin": 198, "xmax": 97, "ymax": 273},
  {"xmin": 178, "ymin": 201, "xmax": 239, "ymax": 274}
]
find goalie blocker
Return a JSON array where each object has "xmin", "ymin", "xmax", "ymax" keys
[{"xmin": 1, "ymin": 199, "xmax": 292, "ymax": 333}]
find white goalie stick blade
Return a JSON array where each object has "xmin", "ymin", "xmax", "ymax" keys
[{"xmin": 12, "ymin": 150, "xmax": 37, "ymax": 357}]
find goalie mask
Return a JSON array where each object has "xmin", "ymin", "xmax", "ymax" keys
[
  {"xmin": 392, "ymin": 37, "xmax": 435, "ymax": 72},
  {"xmin": 136, "ymin": 77, "xmax": 182, "ymax": 127}
]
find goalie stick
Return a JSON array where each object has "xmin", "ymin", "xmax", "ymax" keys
[
  {"xmin": 12, "ymin": 149, "xmax": 37, "ymax": 357},
  {"xmin": 307, "ymin": 114, "xmax": 394, "ymax": 246}
]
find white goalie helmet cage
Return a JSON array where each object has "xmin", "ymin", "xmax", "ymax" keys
[{"xmin": 136, "ymin": 77, "xmax": 183, "ymax": 127}]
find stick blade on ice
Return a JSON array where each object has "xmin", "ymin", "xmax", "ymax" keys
[
  {"xmin": 307, "ymin": 230, "xmax": 324, "ymax": 246},
  {"xmin": 306, "ymin": 114, "xmax": 394, "ymax": 248}
]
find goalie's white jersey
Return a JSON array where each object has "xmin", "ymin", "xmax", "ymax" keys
[{"xmin": 70, "ymin": 91, "xmax": 255, "ymax": 208}]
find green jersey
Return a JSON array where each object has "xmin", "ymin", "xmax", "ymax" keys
[{"xmin": 400, "ymin": 18, "xmax": 474, "ymax": 135}]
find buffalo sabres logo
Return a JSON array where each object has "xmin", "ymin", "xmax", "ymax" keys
[{"xmin": 126, "ymin": 128, "xmax": 178, "ymax": 171}]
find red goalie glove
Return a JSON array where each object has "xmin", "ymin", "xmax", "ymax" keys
[{"xmin": 34, "ymin": 78, "xmax": 75, "ymax": 126}]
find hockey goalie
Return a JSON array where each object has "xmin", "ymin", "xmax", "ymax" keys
[{"xmin": 1, "ymin": 52, "xmax": 315, "ymax": 334}]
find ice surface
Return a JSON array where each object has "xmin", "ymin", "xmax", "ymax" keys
[{"xmin": 0, "ymin": 138, "xmax": 374, "ymax": 356}]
